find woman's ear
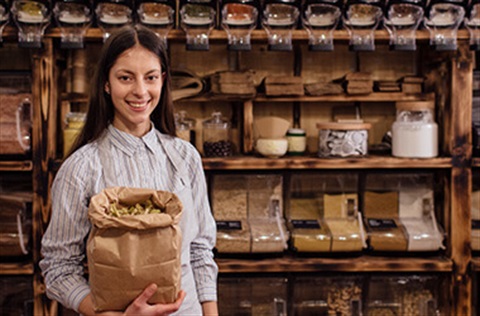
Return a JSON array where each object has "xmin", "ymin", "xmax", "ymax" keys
[{"xmin": 105, "ymin": 82, "xmax": 110, "ymax": 94}]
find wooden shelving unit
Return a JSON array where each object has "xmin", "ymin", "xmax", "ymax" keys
[
  {"xmin": 216, "ymin": 256, "xmax": 453, "ymax": 274},
  {"xmin": 0, "ymin": 26, "xmax": 476, "ymax": 315}
]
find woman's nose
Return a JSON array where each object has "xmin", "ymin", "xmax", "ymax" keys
[{"xmin": 132, "ymin": 80, "xmax": 148, "ymax": 96}]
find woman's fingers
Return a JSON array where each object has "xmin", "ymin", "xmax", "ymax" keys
[{"xmin": 134, "ymin": 283, "xmax": 158, "ymax": 306}]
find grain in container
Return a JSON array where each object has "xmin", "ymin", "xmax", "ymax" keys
[
  {"xmin": 202, "ymin": 111, "xmax": 233, "ymax": 157},
  {"xmin": 316, "ymin": 122, "xmax": 371, "ymax": 157},
  {"xmin": 392, "ymin": 100, "xmax": 438, "ymax": 158}
]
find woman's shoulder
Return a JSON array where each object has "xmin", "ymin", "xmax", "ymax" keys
[{"xmin": 58, "ymin": 142, "xmax": 100, "ymax": 175}]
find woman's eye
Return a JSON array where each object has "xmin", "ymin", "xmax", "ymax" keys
[
  {"xmin": 147, "ymin": 75, "xmax": 159, "ymax": 81},
  {"xmin": 119, "ymin": 76, "xmax": 131, "ymax": 81}
]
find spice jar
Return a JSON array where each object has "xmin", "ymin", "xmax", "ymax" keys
[
  {"xmin": 391, "ymin": 101, "xmax": 438, "ymax": 158},
  {"xmin": 286, "ymin": 128, "xmax": 306, "ymax": 155},
  {"xmin": 202, "ymin": 112, "xmax": 233, "ymax": 157},
  {"xmin": 63, "ymin": 112, "xmax": 86, "ymax": 157}
]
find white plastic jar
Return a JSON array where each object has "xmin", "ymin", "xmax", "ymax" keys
[
  {"xmin": 286, "ymin": 128, "xmax": 306, "ymax": 155},
  {"xmin": 392, "ymin": 101, "xmax": 438, "ymax": 158}
]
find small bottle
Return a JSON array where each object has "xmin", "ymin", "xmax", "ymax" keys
[
  {"xmin": 63, "ymin": 112, "xmax": 86, "ymax": 157},
  {"xmin": 202, "ymin": 112, "xmax": 233, "ymax": 157},
  {"xmin": 286, "ymin": 128, "xmax": 306, "ymax": 155},
  {"xmin": 175, "ymin": 110, "xmax": 196, "ymax": 145}
]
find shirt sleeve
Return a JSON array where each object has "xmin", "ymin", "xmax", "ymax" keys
[
  {"xmin": 39, "ymin": 152, "xmax": 93, "ymax": 312},
  {"xmin": 187, "ymin": 147, "xmax": 218, "ymax": 303}
]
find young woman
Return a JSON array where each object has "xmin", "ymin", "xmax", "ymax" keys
[{"xmin": 40, "ymin": 25, "xmax": 218, "ymax": 316}]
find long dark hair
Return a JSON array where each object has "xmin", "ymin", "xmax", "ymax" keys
[{"xmin": 67, "ymin": 25, "xmax": 176, "ymax": 157}]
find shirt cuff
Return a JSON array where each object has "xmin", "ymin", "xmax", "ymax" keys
[
  {"xmin": 67, "ymin": 283, "xmax": 91, "ymax": 313},
  {"xmin": 197, "ymin": 285, "xmax": 217, "ymax": 303}
]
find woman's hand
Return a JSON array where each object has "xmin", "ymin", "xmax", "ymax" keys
[{"xmin": 123, "ymin": 284, "xmax": 186, "ymax": 316}]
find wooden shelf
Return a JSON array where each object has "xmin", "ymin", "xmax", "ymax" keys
[
  {"xmin": 0, "ymin": 262, "xmax": 34, "ymax": 275},
  {"xmin": 216, "ymin": 255, "xmax": 453, "ymax": 273},
  {"xmin": 473, "ymin": 257, "xmax": 480, "ymax": 271},
  {"xmin": 175, "ymin": 92, "xmax": 435, "ymax": 104},
  {"xmin": 0, "ymin": 161, "xmax": 33, "ymax": 171},
  {"xmin": 473, "ymin": 158, "xmax": 480, "ymax": 167},
  {"xmin": 203, "ymin": 156, "xmax": 452, "ymax": 170}
]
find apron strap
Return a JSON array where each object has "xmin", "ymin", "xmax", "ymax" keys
[{"xmin": 97, "ymin": 133, "xmax": 117, "ymax": 188}]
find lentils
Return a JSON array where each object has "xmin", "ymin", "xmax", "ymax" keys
[{"xmin": 203, "ymin": 140, "xmax": 233, "ymax": 157}]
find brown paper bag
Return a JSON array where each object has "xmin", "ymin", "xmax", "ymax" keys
[{"xmin": 87, "ymin": 187, "xmax": 183, "ymax": 312}]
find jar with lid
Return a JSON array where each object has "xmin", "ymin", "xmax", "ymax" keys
[
  {"xmin": 286, "ymin": 128, "xmax": 306, "ymax": 155},
  {"xmin": 391, "ymin": 101, "xmax": 438, "ymax": 158},
  {"xmin": 63, "ymin": 112, "xmax": 86, "ymax": 157},
  {"xmin": 175, "ymin": 110, "xmax": 196, "ymax": 145},
  {"xmin": 202, "ymin": 112, "xmax": 233, "ymax": 157}
]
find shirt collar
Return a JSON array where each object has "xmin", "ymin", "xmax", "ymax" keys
[{"xmin": 107, "ymin": 124, "xmax": 158, "ymax": 156}]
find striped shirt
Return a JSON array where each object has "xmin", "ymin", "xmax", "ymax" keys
[{"xmin": 40, "ymin": 124, "xmax": 218, "ymax": 313}]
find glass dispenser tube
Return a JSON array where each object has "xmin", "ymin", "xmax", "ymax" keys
[
  {"xmin": 11, "ymin": 0, "xmax": 51, "ymax": 48},
  {"xmin": 262, "ymin": 0, "xmax": 300, "ymax": 51},
  {"xmin": 302, "ymin": 0, "xmax": 342, "ymax": 51},
  {"xmin": 0, "ymin": 0, "xmax": 9, "ymax": 46},
  {"xmin": 343, "ymin": 0, "xmax": 383, "ymax": 51},
  {"xmin": 465, "ymin": 0, "xmax": 480, "ymax": 50},
  {"xmin": 221, "ymin": 0, "xmax": 259, "ymax": 51},
  {"xmin": 180, "ymin": 0, "xmax": 216, "ymax": 51},
  {"xmin": 423, "ymin": 0, "xmax": 466, "ymax": 51},
  {"xmin": 136, "ymin": 0, "xmax": 175, "ymax": 47},
  {"xmin": 384, "ymin": 0, "xmax": 425, "ymax": 51},
  {"xmin": 95, "ymin": 0, "xmax": 133, "ymax": 42},
  {"xmin": 53, "ymin": 0, "xmax": 92, "ymax": 49}
]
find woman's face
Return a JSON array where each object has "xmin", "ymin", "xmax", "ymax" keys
[{"xmin": 106, "ymin": 44, "xmax": 163, "ymax": 137}]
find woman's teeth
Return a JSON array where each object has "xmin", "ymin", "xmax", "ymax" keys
[{"xmin": 129, "ymin": 102, "xmax": 147, "ymax": 108}]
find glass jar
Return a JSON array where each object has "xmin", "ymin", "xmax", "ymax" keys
[
  {"xmin": 202, "ymin": 112, "xmax": 233, "ymax": 157},
  {"xmin": 286, "ymin": 128, "xmax": 306, "ymax": 155},
  {"xmin": 63, "ymin": 112, "xmax": 86, "ymax": 157},
  {"xmin": 175, "ymin": 110, "xmax": 196, "ymax": 145},
  {"xmin": 392, "ymin": 101, "xmax": 438, "ymax": 158}
]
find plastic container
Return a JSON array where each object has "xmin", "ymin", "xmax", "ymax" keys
[
  {"xmin": 286, "ymin": 128, "xmax": 306, "ymax": 155},
  {"xmin": 202, "ymin": 112, "xmax": 233, "ymax": 157},
  {"xmin": 63, "ymin": 112, "xmax": 86, "ymax": 157},
  {"xmin": 0, "ymin": 196, "xmax": 31, "ymax": 257},
  {"xmin": 316, "ymin": 122, "xmax": 371, "ymax": 157},
  {"xmin": 366, "ymin": 275, "xmax": 446, "ymax": 316},
  {"xmin": 392, "ymin": 101, "xmax": 438, "ymax": 158},
  {"xmin": 292, "ymin": 276, "xmax": 363, "ymax": 316},
  {"xmin": 0, "ymin": 94, "xmax": 32, "ymax": 155}
]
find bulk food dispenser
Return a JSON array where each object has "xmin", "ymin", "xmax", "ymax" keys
[
  {"xmin": 302, "ymin": 0, "xmax": 342, "ymax": 51},
  {"xmin": 10, "ymin": 0, "xmax": 50, "ymax": 48},
  {"xmin": 221, "ymin": 0, "xmax": 260, "ymax": 51},
  {"xmin": 0, "ymin": 0, "xmax": 9, "ymax": 47},
  {"xmin": 179, "ymin": 0, "xmax": 216, "ymax": 51},
  {"xmin": 423, "ymin": 0, "xmax": 467, "ymax": 51},
  {"xmin": 343, "ymin": 0, "xmax": 383, "ymax": 51},
  {"xmin": 53, "ymin": 0, "xmax": 92, "ymax": 49},
  {"xmin": 261, "ymin": 0, "xmax": 300, "ymax": 51},
  {"xmin": 94, "ymin": 0, "xmax": 133, "ymax": 41},
  {"xmin": 465, "ymin": 0, "xmax": 480, "ymax": 50},
  {"xmin": 384, "ymin": 0, "xmax": 425, "ymax": 51},
  {"xmin": 136, "ymin": 0, "xmax": 175, "ymax": 47}
]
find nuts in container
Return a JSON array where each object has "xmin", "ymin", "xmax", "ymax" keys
[{"xmin": 202, "ymin": 112, "xmax": 233, "ymax": 157}]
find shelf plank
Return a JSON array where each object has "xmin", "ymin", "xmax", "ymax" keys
[
  {"xmin": 473, "ymin": 257, "xmax": 480, "ymax": 271},
  {"xmin": 0, "ymin": 262, "xmax": 34, "ymax": 275},
  {"xmin": 203, "ymin": 156, "xmax": 452, "ymax": 170},
  {"xmin": 174, "ymin": 92, "xmax": 435, "ymax": 104},
  {"xmin": 216, "ymin": 255, "xmax": 453, "ymax": 273},
  {"xmin": 0, "ymin": 161, "xmax": 33, "ymax": 171},
  {"xmin": 473, "ymin": 158, "xmax": 480, "ymax": 167}
]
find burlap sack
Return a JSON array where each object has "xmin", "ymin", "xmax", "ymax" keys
[{"xmin": 87, "ymin": 187, "xmax": 183, "ymax": 312}]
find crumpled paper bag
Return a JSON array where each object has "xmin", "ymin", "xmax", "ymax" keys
[{"xmin": 87, "ymin": 187, "xmax": 183, "ymax": 312}]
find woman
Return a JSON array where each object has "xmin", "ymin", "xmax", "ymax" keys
[{"xmin": 40, "ymin": 25, "xmax": 218, "ymax": 316}]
